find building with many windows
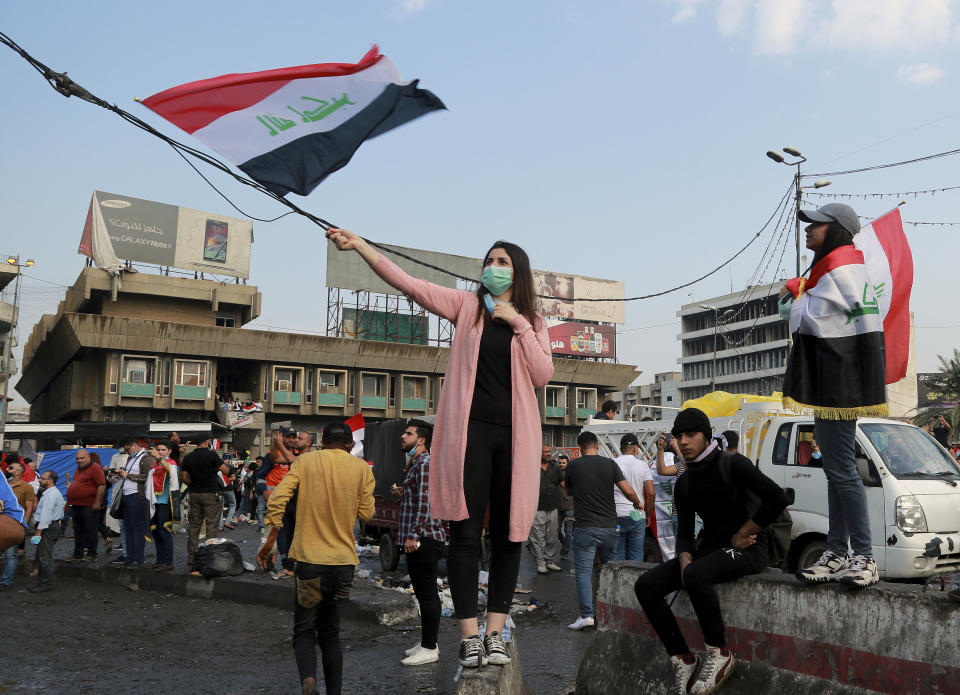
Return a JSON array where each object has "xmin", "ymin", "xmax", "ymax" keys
[
  {"xmin": 16, "ymin": 268, "xmax": 638, "ymax": 452},
  {"xmin": 677, "ymin": 283, "xmax": 789, "ymax": 403}
]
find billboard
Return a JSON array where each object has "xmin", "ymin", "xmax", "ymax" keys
[
  {"xmin": 79, "ymin": 190, "xmax": 254, "ymax": 279},
  {"xmin": 548, "ymin": 321, "xmax": 616, "ymax": 358},
  {"xmin": 326, "ymin": 241, "xmax": 625, "ymax": 324},
  {"xmin": 917, "ymin": 372, "xmax": 957, "ymax": 408},
  {"xmin": 343, "ymin": 308, "xmax": 428, "ymax": 345}
]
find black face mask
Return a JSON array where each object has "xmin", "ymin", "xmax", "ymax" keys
[{"xmin": 3, "ymin": 471, "xmax": 13, "ymax": 480}]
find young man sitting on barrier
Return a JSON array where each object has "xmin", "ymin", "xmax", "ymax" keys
[{"xmin": 633, "ymin": 407, "xmax": 790, "ymax": 695}]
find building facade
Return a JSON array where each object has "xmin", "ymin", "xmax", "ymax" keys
[
  {"xmin": 0, "ymin": 263, "xmax": 20, "ymax": 437},
  {"xmin": 678, "ymin": 283, "xmax": 789, "ymax": 403},
  {"xmin": 17, "ymin": 268, "xmax": 638, "ymax": 453}
]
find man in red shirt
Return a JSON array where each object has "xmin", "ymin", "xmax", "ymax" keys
[{"xmin": 65, "ymin": 450, "xmax": 106, "ymax": 561}]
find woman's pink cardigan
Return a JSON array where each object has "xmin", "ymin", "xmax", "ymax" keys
[{"xmin": 372, "ymin": 255, "xmax": 555, "ymax": 542}]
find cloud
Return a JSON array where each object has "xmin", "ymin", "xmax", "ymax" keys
[
  {"xmin": 397, "ymin": 0, "xmax": 436, "ymax": 15},
  {"xmin": 664, "ymin": 0, "xmax": 960, "ymax": 54},
  {"xmin": 897, "ymin": 62, "xmax": 947, "ymax": 83}
]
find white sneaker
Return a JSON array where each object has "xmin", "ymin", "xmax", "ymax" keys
[
  {"xmin": 404, "ymin": 643, "xmax": 423, "ymax": 657},
  {"xmin": 401, "ymin": 646, "xmax": 439, "ymax": 666},
  {"xmin": 537, "ymin": 564, "xmax": 549, "ymax": 575},
  {"xmin": 796, "ymin": 549, "xmax": 848, "ymax": 584},
  {"xmin": 691, "ymin": 645, "xmax": 736, "ymax": 694},
  {"xmin": 841, "ymin": 555, "xmax": 879, "ymax": 588},
  {"xmin": 546, "ymin": 562, "xmax": 563, "ymax": 572},
  {"xmin": 670, "ymin": 653, "xmax": 700, "ymax": 694},
  {"xmin": 568, "ymin": 616, "xmax": 595, "ymax": 630}
]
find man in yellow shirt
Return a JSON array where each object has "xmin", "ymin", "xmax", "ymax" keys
[{"xmin": 258, "ymin": 421, "xmax": 374, "ymax": 695}]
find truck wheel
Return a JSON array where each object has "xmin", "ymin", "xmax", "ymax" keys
[
  {"xmin": 380, "ymin": 533, "xmax": 400, "ymax": 572},
  {"xmin": 796, "ymin": 538, "xmax": 827, "ymax": 571}
]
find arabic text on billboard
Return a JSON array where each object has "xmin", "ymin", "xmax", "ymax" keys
[
  {"xmin": 343, "ymin": 308, "xmax": 428, "ymax": 345},
  {"xmin": 79, "ymin": 191, "xmax": 253, "ymax": 279}
]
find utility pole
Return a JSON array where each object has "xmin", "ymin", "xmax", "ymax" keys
[{"xmin": 767, "ymin": 147, "xmax": 831, "ymax": 277}]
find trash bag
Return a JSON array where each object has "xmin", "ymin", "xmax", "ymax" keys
[{"xmin": 196, "ymin": 539, "xmax": 245, "ymax": 578}]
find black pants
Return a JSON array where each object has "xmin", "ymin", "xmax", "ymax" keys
[
  {"xmin": 71, "ymin": 506, "xmax": 99, "ymax": 558},
  {"xmin": 292, "ymin": 562, "xmax": 354, "ymax": 695},
  {"xmin": 406, "ymin": 537, "xmax": 444, "ymax": 649},
  {"xmin": 36, "ymin": 521, "xmax": 61, "ymax": 587},
  {"xmin": 633, "ymin": 545, "xmax": 767, "ymax": 655},
  {"xmin": 448, "ymin": 419, "xmax": 522, "ymax": 619}
]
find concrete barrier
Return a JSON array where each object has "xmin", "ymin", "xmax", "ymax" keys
[
  {"xmin": 576, "ymin": 562, "xmax": 959, "ymax": 695},
  {"xmin": 455, "ymin": 634, "xmax": 534, "ymax": 695}
]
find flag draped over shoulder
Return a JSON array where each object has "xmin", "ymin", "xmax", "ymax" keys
[
  {"xmin": 141, "ymin": 46, "xmax": 445, "ymax": 197},
  {"xmin": 854, "ymin": 208, "xmax": 913, "ymax": 384},
  {"xmin": 781, "ymin": 246, "xmax": 888, "ymax": 419}
]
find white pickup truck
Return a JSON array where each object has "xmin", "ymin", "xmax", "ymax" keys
[{"xmin": 582, "ymin": 401, "xmax": 960, "ymax": 580}]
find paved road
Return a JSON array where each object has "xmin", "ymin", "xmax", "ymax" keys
[{"xmin": 1, "ymin": 520, "xmax": 593, "ymax": 694}]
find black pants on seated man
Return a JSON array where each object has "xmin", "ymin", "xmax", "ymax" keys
[{"xmin": 634, "ymin": 542, "xmax": 767, "ymax": 653}]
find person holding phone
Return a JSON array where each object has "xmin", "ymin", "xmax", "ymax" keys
[{"xmin": 326, "ymin": 229, "xmax": 553, "ymax": 668}]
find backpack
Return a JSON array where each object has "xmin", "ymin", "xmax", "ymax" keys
[{"xmin": 716, "ymin": 453, "xmax": 793, "ymax": 567}]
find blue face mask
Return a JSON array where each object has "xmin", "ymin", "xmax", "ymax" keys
[{"xmin": 481, "ymin": 266, "xmax": 513, "ymax": 297}]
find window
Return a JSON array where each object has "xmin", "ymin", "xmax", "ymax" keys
[
  {"xmin": 108, "ymin": 354, "xmax": 118, "ymax": 394},
  {"xmin": 305, "ymin": 369, "xmax": 314, "ymax": 404},
  {"xmin": 274, "ymin": 369, "xmax": 297, "ymax": 392},
  {"xmin": 176, "ymin": 361, "xmax": 207, "ymax": 387},
  {"xmin": 124, "ymin": 358, "xmax": 153, "ymax": 384},
  {"xmin": 546, "ymin": 388, "xmax": 562, "ymax": 408},
  {"xmin": 161, "ymin": 359, "xmax": 171, "ymax": 396},
  {"xmin": 216, "ymin": 310, "xmax": 236, "ymax": 328},
  {"xmin": 362, "ymin": 374, "xmax": 385, "ymax": 396},
  {"xmin": 403, "ymin": 377, "xmax": 425, "ymax": 399},
  {"xmin": 771, "ymin": 423, "xmax": 792, "ymax": 466},
  {"xmin": 318, "ymin": 371, "xmax": 341, "ymax": 392}
]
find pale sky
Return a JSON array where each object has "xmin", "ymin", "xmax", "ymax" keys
[{"xmin": 3, "ymin": 1, "xmax": 960, "ymax": 408}]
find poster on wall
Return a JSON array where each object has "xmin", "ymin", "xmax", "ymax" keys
[{"xmin": 548, "ymin": 321, "xmax": 616, "ymax": 358}]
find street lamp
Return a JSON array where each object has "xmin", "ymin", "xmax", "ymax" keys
[
  {"xmin": 766, "ymin": 146, "xmax": 831, "ymax": 276},
  {"xmin": 699, "ymin": 304, "xmax": 735, "ymax": 392}
]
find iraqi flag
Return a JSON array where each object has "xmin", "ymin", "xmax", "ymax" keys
[
  {"xmin": 345, "ymin": 413, "xmax": 365, "ymax": 459},
  {"xmin": 782, "ymin": 246, "xmax": 888, "ymax": 419},
  {"xmin": 141, "ymin": 47, "xmax": 445, "ymax": 197},
  {"xmin": 854, "ymin": 208, "xmax": 913, "ymax": 384}
]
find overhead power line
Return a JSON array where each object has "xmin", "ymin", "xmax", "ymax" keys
[
  {"xmin": 806, "ymin": 146, "xmax": 960, "ymax": 178},
  {"xmin": 2, "ymin": 31, "xmax": 789, "ymax": 305},
  {"xmin": 806, "ymin": 184, "xmax": 960, "ymax": 200}
]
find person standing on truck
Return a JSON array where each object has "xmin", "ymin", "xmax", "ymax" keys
[
  {"xmin": 634, "ymin": 408, "xmax": 790, "ymax": 695},
  {"xmin": 932, "ymin": 414, "xmax": 952, "ymax": 449},
  {"xmin": 326, "ymin": 229, "xmax": 554, "ymax": 669},
  {"xmin": 257, "ymin": 422, "xmax": 375, "ymax": 695},
  {"xmin": 781, "ymin": 203, "xmax": 886, "ymax": 589},
  {"xmin": 393, "ymin": 419, "xmax": 448, "ymax": 666},
  {"xmin": 593, "ymin": 400, "xmax": 618, "ymax": 420}
]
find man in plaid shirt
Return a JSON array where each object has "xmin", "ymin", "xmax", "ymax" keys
[{"xmin": 393, "ymin": 419, "xmax": 447, "ymax": 666}]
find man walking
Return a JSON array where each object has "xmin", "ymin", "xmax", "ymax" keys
[
  {"xmin": 528, "ymin": 445, "xmax": 563, "ymax": 574},
  {"xmin": 181, "ymin": 437, "xmax": 224, "ymax": 574},
  {"xmin": 65, "ymin": 449, "xmax": 106, "ymax": 562},
  {"xmin": 258, "ymin": 422, "xmax": 375, "ymax": 695},
  {"xmin": 633, "ymin": 408, "xmax": 789, "ymax": 694},
  {"xmin": 29, "ymin": 471, "xmax": 64, "ymax": 593},
  {"xmin": 1, "ymin": 463, "xmax": 36, "ymax": 586},
  {"xmin": 394, "ymin": 419, "xmax": 449, "ymax": 666},
  {"xmin": 557, "ymin": 454, "xmax": 574, "ymax": 561},
  {"xmin": 564, "ymin": 431, "xmax": 643, "ymax": 630},
  {"xmin": 613, "ymin": 434, "xmax": 655, "ymax": 561}
]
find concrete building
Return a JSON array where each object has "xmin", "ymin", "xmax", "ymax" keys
[
  {"xmin": 0, "ymin": 262, "xmax": 20, "ymax": 438},
  {"xmin": 16, "ymin": 268, "xmax": 638, "ymax": 453},
  {"xmin": 677, "ymin": 283, "xmax": 788, "ymax": 403},
  {"xmin": 638, "ymin": 371, "xmax": 682, "ymax": 420}
]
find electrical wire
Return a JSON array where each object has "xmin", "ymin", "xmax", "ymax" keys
[
  {"xmin": 2, "ymin": 31, "xmax": 785, "ymax": 305},
  {"xmin": 806, "ymin": 184, "xmax": 960, "ymax": 200},
  {"xmin": 807, "ymin": 146, "xmax": 960, "ymax": 178}
]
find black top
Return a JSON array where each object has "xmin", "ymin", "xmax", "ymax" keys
[
  {"xmin": 933, "ymin": 424, "xmax": 950, "ymax": 448},
  {"xmin": 180, "ymin": 447, "xmax": 224, "ymax": 493},
  {"xmin": 675, "ymin": 447, "xmax": 789, "ymax": 557},
  {"xmin": 470, "ymin": 317, "xmax": 513, "ymax": 426},
  {"xmin": 564, "ymin": 455, "xmax": 625, "ymax": 528},
  {"xmin": 537, "ymin": 461, "xmax": 562, "ymax": 511}
]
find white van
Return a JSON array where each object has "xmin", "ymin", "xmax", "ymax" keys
[{"xmin": 582, "ymin": 403, "xmax": 960, "ymax": 579}]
